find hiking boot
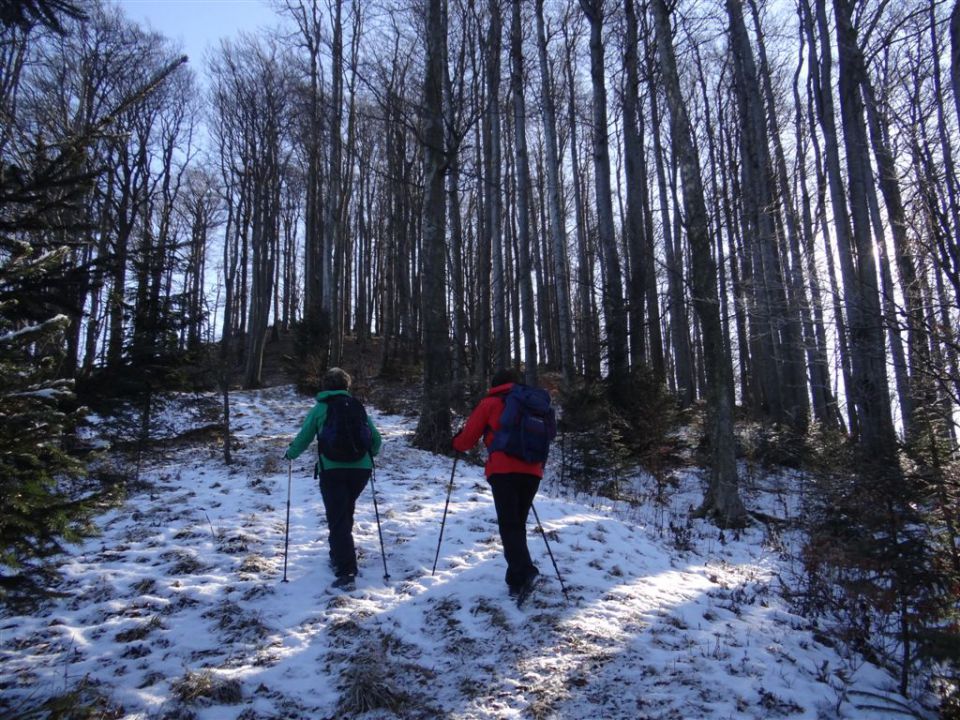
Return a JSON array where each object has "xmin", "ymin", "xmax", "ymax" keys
[
  {"xmin": 331, "ymin": 574, "xmax": 356, "ymax": 591},
  {"xmin": 508, "ymin": 568, "xmax": 540, "ymax": 598}
]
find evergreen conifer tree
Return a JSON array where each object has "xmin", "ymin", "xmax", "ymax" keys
[
  {"xmin": 0, "ymin": 1, "xmax": 100, "ymax": 597},
  {"xmin": 0, "ymin": 262, "xmax": 98, "ymax": 590},
  {"xmin": 0, "ymin": 0, "xmax": 183, "ymax": 598}
]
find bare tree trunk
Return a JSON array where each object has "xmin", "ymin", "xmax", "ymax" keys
[
  {"xmin": 243, "ymin": 174, "xmax": 280, "ymax": 388},
  {"xmin": 505, "ymin": 160, "xmax": 523, "ymax": 368},
  {"xmin": 219, "ymin": 159, "xmax": 236, "ymax": 465},
  {"xmin": 816, "ymin": 159, "xmax": 858, "ymax": 435},
  {"xmin": 859, "ymin": 60, "xmax": 930, "ymax": 439},
  {"xmin": 580, "ymin": 0, "xmax": 629, "ymax": 397},
  {"xmin": 649, "ymin": 74, "xmax": 694, "ymax": 405},
  {"xmin": 414, "ymin": 0, "xmax": 452, "ymax": 451},
  {"xmin": 279, "ymin": 181, "xmax": 298, "ymax": 334},
  {"xmin": 531, "ymin": 165, "xmax": 552, "ymax": 367},
  {"xmin": 534, "ymin": 0, "xmax": 575, "ymax": 388},
  {"xmin": 792, "ymin": 16, "xmax": 837, "ymax": 428},
  {"xmin": 638, "ymin": 104, "xmax": 666, "ymax": 384},
  {"xmin": 636, "ymin": 9, "xmax": 666, "ymax": 383},
  {"xmin": 380, "ymin": 89, "xmax": 400, "ymax": 374},
  {"xmin": 562, "ymin": 23, "xmax": 600, "ymax": 378},
  {"xmin": 486, "ymin": 0, "xmax": 508, "ymax": 373},
  {"xmin": 670, "ymin": 172, "xmax": 701, "ymax": 398},
  {"xmin": 691, "ymin": 41, "xmax": 731, "ymax": 382},
  {"xmin": 746, "ymin": 0, "xmax": 812, "ymax": 430},
  {"xmin": 727, "ymin": 0, "xmax": 806, "ymax": 429},
  {"xmin": 105, "ymin": 148, "xmax": 146, "ymax": 370},
  {"xmin": 718, "ymin": 105, "xmax": 753, "ymax": 409},
  {"xmin": 804, "ymin": 0, "xmax": 860, "ymax": 435},
  {"xmin": 355, "ymin": 131, "xmax": 369, "ymax": 342},
  {"xmin": 651, "ymin": 0, "xmax": 747, "ymax": 527},
  {"xmin": 833, "ymin": 0, "xmax": 898, "ymax": 461},
  {"xmin": 323, "ymin": 0, "xmax": 345, "ymax": 366},
  {"xmin": 285, "ymin": 0, "xmax": 325, "ymax": 348},
  {"xmin": 953, "ymin": 0, "xmax": 960, "ymax": 131},
  {"xmin": 475, "ymin": 74, "xmax": 492, "ymax": 388},
  {"xmin": 927, "ymin": 0, "xmax": 960, "ymax": 437},
  {"xmin": 509, "ymin": 0, "xmax": 538, "ymax": 384},
  {"xmin": 624, "ymin": 0, "xmax": 650, "ymax": 373},
  {"xmin": 444, "ymin": 7, "xmax": 469, "ymax": 403}
]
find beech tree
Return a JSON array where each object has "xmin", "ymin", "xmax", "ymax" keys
[
  {"xmin": 651, "ymin": 0, "xmax": 747, "ymax": 527},
  {"xmin": 580, "ymin": 0, "xmax": 629, "ymax": 398},
  {"xmin": 510, "ymin": 0, "xmax": 538, "ymax": 384},
  {"xmin": 533, "ymin": 0, "xmax": 574, "ymax": 387},
  {"xmin": 414, "ymin": 0, "xmax": 452, "ymax": 451}
]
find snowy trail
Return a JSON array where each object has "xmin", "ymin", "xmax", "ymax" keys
[{"xmin": 0, "ymin": 386, "xmax": 917, "ymax": 719}]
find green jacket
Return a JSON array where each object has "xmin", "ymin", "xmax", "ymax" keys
[{"xmin": 285, "ymin": 390, "xmax": 382, "ymax": 470}]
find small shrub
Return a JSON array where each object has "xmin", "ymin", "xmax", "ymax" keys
[
  {"xmin": 555, "ymin": 370, "xmax": 681, "ymax": 501},
  {"xmin": 737, "ymin": 422, "xmax": 808, "ymax": 469},
  {"xmin": 799, "ymin": 429, "xmax": 960, "ymax": 707}
]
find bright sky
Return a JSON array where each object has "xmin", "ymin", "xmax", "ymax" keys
[{"xmin": 117, "ymin": 0, "xmax": 280, "ymax": 67}]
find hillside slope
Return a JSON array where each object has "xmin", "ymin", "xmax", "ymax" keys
[{"xmin": 0, "ymin": 385, "xmax": 923, "ymax": 719}]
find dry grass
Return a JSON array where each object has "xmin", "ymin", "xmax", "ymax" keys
[
  {"xmin": 260, "ymin": 455, "xmax": 283, "ymax": 474},
  {"xmin": 202, "ymin": 600, "xmax": 269, "ymax": 642},
  {"xmin": 171, "ymin": 669, "xmax": 243, "ymax": 706},
  {"xmin": 471, "ymin": 596, "xmax": 510, "ymax": 631},
  {"xmin": 336, "ymin": 650, "xmax": 408, "ymax": 716},
  {"xmin": 5, "ymin": 678, "xmax": 124, "ymax": 719},
  {"xmin": 161, "ymin": 549, "xmax": 206, "ymax": 576},
  {"xmin": 238, "ymin": 553, "xmax": 273, "ymax": 575},
  {"xmin": 114, "ymin": 615, "xmax": 162, "ymax": 643}
]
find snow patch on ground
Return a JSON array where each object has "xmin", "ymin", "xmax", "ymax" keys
[{"xmin": 1, "ymin": 385, "xmax": 922, "ymax": 718}]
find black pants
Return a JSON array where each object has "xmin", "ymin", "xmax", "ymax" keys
[
  {"xmin": 488, "ymin": 473, "xmax": 540, "ymax": 589},
  {"xmin": 319, "ymin": 468, "xmax": 370, "ymax": 578}
]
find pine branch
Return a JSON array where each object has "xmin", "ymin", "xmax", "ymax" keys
[
  {"xmin": 0, "ymin": 0, "xmax": 87, "ymax": 34},
  {"xmin": 0, "ymin": 56, "xmax": 188, "ymax": 235}
]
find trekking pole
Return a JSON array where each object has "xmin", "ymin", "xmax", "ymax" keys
[
  {"xmin": 560, "ymin": 413, "xmax": 566, "ymax": 489},
  {"xmin": 282, "ymin": 460, "xmax": 292, "ymax": 583},
  {"xmin": 432, "ymin": 455, "xmax": 459, "ymax": 576},
  {"xmin": 531, "ymin": 502, "xmax": 570, "ymax": 602},
  {"xmin": 369, "ymin": 456, "xmax": 390, "ymax": 583}
]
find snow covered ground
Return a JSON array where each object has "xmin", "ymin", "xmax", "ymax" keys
[{"xmin": 0, "ymin": 385, "xmax": 926, "ymax": 718}]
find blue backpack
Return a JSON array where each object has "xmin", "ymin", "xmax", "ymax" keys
[
  {"xmin": 490, "ymin": 384, "xmax": 557, "ymax": 463},
  {"xmin": 317, "ymin": 395, "xmax": 373, "ymax": 463}
]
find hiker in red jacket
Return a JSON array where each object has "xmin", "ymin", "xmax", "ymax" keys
[{"xmin": 452, "ymin": 368, "xmax": 541, "ymax": 597}]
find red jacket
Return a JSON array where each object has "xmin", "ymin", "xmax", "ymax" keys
[{"xmin": 451, "ymin": 383, "xmax": 544, "ymax": 478}]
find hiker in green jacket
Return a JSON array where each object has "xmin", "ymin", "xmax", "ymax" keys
[{"xmin": 285, "ymin": 368, "xmax": 382, "ymax": 588}]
